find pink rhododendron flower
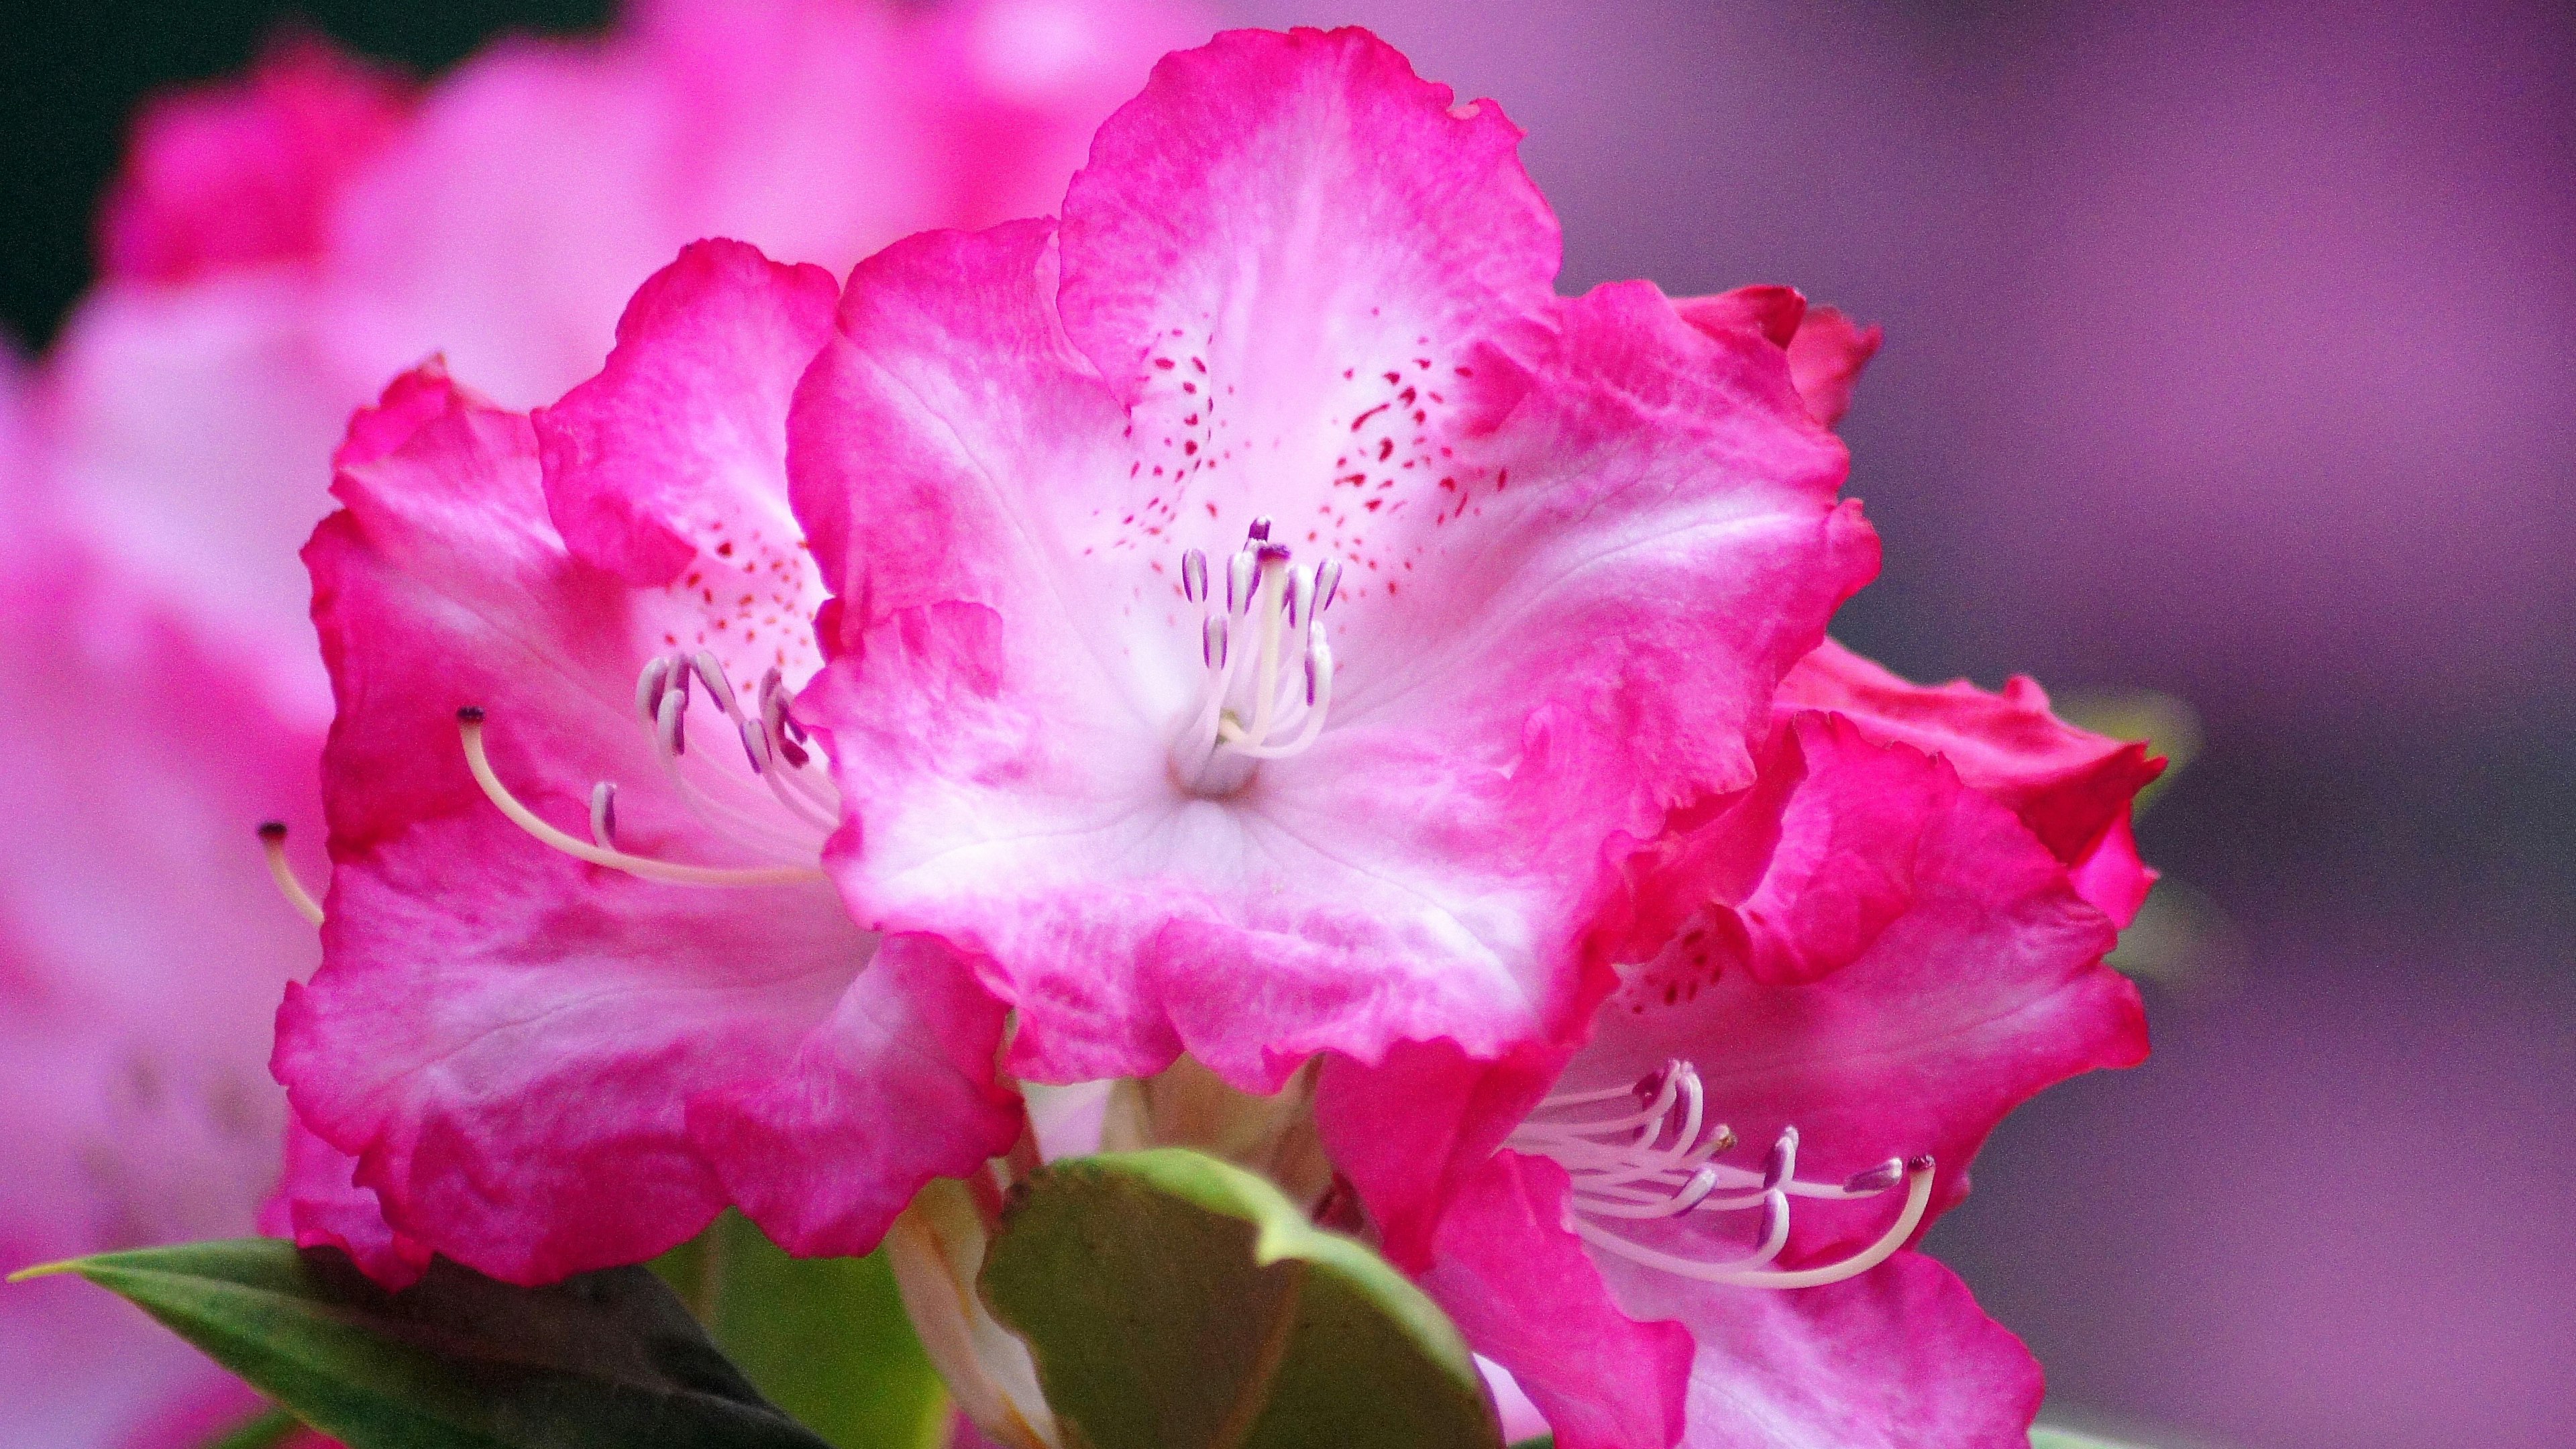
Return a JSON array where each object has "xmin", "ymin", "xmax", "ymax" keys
[
  {"xmin": 39, "ymin": 0, "xmax": 1205, "ymax": 724},
  {"xmin": 1316, "ymin": 682, "xmax": 2157, "ymax": 1449},
  {"xmin": 269, "ymin": 241, "xmax": 1023, "ymax": 1286},
  {"xmin": 788, "ymin": 25, "xmax": 1880, "ymax": 1091}
]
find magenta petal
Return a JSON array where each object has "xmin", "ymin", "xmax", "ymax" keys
[
  {"xmin": 262, "ymin": 1113, "xmax": 431, "ymax": 1290},
  {"xmin": 1670, "ymin": 286, "xmax": 1809, "ymax": 350},
  {"xmin": 2067, "ymin": 803, "xmax": 2157, "ymax": 928},
  {"xmin": 1776, "ymin": 639, "xmax": 2163, "ymax": 873},
  {"xmin": 1315, "ymin": 1039, "xmax": 1561, "ymax": 1269},
  {"xmin": 1056, "ymin": 25, "xmax": 1559, "ymax": 406},
  {"xmin": 534, "ymin": 238, "xmax": 839, "ymax": 590},
  {"xmin": 1419, "ymin": 1152, "xmax": 1691, "ymax": 1449},
  {"xmin": 1670, "ymin": 287, "xmax": 1881, "ymax": 427},
  {"xmin": 1601, "ymin": 1250, "xmax": 2044, "ymax": 1449},
  {"xmin": 1782, "ymin": 305, "xmax": 1882, "ymax": 429},
  {"xmin": 689, "ymin": 933, "xmax": 1021, "ymax": 1257}
]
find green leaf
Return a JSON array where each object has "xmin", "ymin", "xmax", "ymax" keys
[
  {"xmin": 981, "ymin": 1148, "xmax": 1503, "ymax": 1449},
  {"xmin": 1507, "ymin": 1438, "xmax": 1554, "ymax": 1449},
  {"xmin": 25, "ymin": 1238, "xmax": 833, "ymax": 1449},
  {"xmin": 653, "ymin": 1212, "xmax": 949, "ymax": 1449}
]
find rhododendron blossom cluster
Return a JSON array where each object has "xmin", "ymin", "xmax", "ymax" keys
[
  {"xmin": 7, "ymin": 15, "xmax": 2161, "ymax": 1449},
  {"xmin": 251, "ymin": 23, "xmax": 2157, "ymax": 1449}
]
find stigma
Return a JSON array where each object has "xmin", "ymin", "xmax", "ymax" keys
[
  {"xmin": 1507, "ymin": 1059, "xmax": 1935, "ymax": 1289},
  {"xmin": 455, "ymin": 650, "xmax": 835, "ymax": 887},
  {"xmin": 1170, "ymin": 518, "xmax": 1342, "ymax": 797}
]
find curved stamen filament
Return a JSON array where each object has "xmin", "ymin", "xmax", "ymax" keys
[
  {"xmin": 1514, "ymin": 1058, "xmax": 1935, "ymax": 1291},
  {"xmin": 256, "ymin": 822, "xmax": 325, "ymax": 926},
  {"xmin": 458, "ymin": 709, "xmax": 824, "ymax": 888},
  {"xmin": 1569, "ymin": 1160, "xmax": 1934, "ymax": 1289}
]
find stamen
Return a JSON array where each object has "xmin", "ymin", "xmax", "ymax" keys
[
  {"xmin": 692, "ymin": 650, "xmax": 737, "ymax": 718},
  {"xmin": 256, "ymin": 822, "xmax": 324, "ymax": 927},
  {"xmin": 1169, "ymin": 523, "xmax": 1344, "ymax": 793},
  {"xmin": 636, "ymin": 655, "xmax": 673, "ymax": 721},
  {"xmin": 1226, "ymin": 553, "xmax": 1256, "ymax": 614},
  {"xmin": 456, "ymin": 708, "xmax": 824, "ymax": 888},
  {"xmin": 1509, "ymin": 1057, "xmax": 1935, "ymax": 1291},
  {"xmin": 590, "ymin": 782, "xmax": 619, "ymax": 848},
  {"xmin": 1569, "ymin": 1159, "xmax": 1934, "ymax": 1289}
]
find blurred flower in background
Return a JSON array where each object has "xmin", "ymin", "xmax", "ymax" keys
[{"xmin": 0, "ymin": 1, "xmax": 1202, "ymax": 1443}]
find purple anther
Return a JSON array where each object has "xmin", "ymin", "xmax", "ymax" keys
[
  {"xmin": 1904, "ymin": 1154, "xmax": 1936, "ymax": 1173},
  {"xmin": 1247, "ymin": 516, "xmax": 1273, "ymax": 541},
  {"xmin": 1757, "ymin": 1189, "xmax": 1788, "ymax": 1246},
  {"xmin": 1841, "ymin": 1159, "xmax": 1907, "ymax": 1195},
  {"xmin": 1181, "ymin": 548, "xmax": 1210, "ymax": 604},
  {"xmin": 1286, "ymin": 567, "xmax": 1313, "ymax": 629},
  {"xmin": 1303, "ymin": 653, "xmax": 1320, "ymax": 706},
  {"xmin": 1672, "ymin": 1165, "xmax": 1723, "ymax": 1213},
  {"xmin": 589, "ymin": 782, "xmax": 619, "ymax": 848},
  {"xmin": 672, "ymin": 653, "xmax": 694, "ymax": 712},
  {"xmin": 1226, "ymin": 552, "xmax": 1256, "ymax": 614},
  {"xmin": 657, "ymin": 686, "xmax": 687, "ymax": 756},
  {"xmin": 1762, "ymin": 1127, "xmax": 1800, "ymax": 1191},
  {"xmin": 692, "ymin": 651, "xmax": 737, "ymax": 716},
  {"xmin": 776, "ymin": 732, "xmax": 810, "ymax": 769},
  {"xmin": 738, "ymin": 717, "xmax": 771, "ymax": 775},
  {"xmin": 1313, "ymin": 557, "xmax": 1342, "ymax": 614},
  {"xmin": 636, "ymin": 655, "xmax": 672, "ymax": 722},
  {"xmin": 1203, "ymin": 616, "xmax": 1229, "ymax": 669},
  {"xmin": 1255, "ymin": 541, "xmax": 1292, "ymax": 568},
  {"xmin": 1631, "ymin": 1060, "xmax": 1678, "ymax": 1105}
]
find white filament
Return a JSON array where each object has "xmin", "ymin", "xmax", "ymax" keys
[
  {"xmin": 1509, "ymin": 1059, "xmax": 1935, "ymax": 1291},
  {"xmin": 453, "ymin": 647, "xmax": 845, "ymax": 888}
]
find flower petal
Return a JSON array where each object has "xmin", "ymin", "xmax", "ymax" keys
[
  {"xmin": 261, "ymin": 1112, "xmax": 432, "ymax": 1290},
  {"xmin": 1783, "ymin": 306, "xmax": 1881, "ymax": 429},
  {"xmin": 533, "ymin": 237, "xmax": 839, "ymax": 695},
  {"xmin": 1057, "ymin": 25, "xmax": 1558, "ymax": 437},
  {"xmin": 1600, "ymin": 1250, "xmax": 2044, "ymax": 1449},
  {"xmin": 1778, "ymin": 639, "xmax": 2163, "ymax": 875},
  {"xmin": 1670, "ymin": 287, "xmax": 1881, "ymax": 427},
  {"xmin": 1419, "ymin": 1152, "xmax": 1691, "ymax": 1449}
]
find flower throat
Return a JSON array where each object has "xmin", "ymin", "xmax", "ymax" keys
[{"xmin": 1169, "ymin": 517, "xmax": 1341, "ymax": 798}]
